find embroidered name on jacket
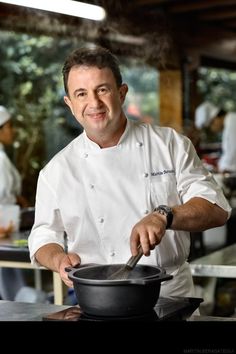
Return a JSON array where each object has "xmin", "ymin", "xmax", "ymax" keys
[{"xmin": 151, "ymin": 169, "xmax": 175, "ymax": 176}]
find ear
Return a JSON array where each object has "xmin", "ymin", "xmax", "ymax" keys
[
  {"xmin": 119, "ymin": 84, "xmax": 128, "ymax": 104},
  {"xmin": 64, "ymin": 96, "xmax": 74, "ymax": 115}
]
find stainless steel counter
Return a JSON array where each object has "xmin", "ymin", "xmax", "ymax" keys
[
  {"xmin": 1, "ymin": 300, "xmax": 235, "ymax": 322},
  {"xmin": 189, "ymin": 315, "xmax": 236, "ymax": 321},
  {"xmin": 190, "ymin": 243, "xmax": 236, "ymax": 278},
  {"xmin": 0, "ymin": 300, "xmax": 70, "ymax": 321}
]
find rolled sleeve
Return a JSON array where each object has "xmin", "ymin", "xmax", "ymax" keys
[{"xmin": 174, "ymin": 133, "xmax": 231, "ymax": 218}]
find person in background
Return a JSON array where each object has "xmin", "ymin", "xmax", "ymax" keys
[
  {"xmin": 195, "ymin": 102, "xmax": 236, "ymax": 309},
  {"xmin": 195, "ymin": 101, "xmax": 236, "ymax": 173},
  {"xmin": 0, "ymin": 106, "xmax": 38, "ymax": 302},
  {"xmin": 0, "ymin": 106, "xmax": 29, "ymax": 210},
  {"xmin": 212, "ymin": 110, "xmax": 236, "ymax": 174},
  {"xmin": 28, "ymin": 46, "xmax": 231, "ymax": 299},
  {"xmin": 195, "ymin": 101, "xmax": 220, "ymax": 134}
]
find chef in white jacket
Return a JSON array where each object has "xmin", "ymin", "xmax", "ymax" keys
[
  {"xmin": 0, "ymin": 106, "xmax": 29, "ymax": 208},
  {"xmin": 195, "ymin": 101, "xmax": 236, "ymax": 173},
  {"xmin": 28, "ymin": 46, "xmax": 231, "ymax": 298},
  {"xmin": 0, "ymin": 106, "xmax": 21, "ymax": 206},
  {"xmin": 0, "ymin": 106, "xmax": 30, "ymax": 301},
  {"xmin": 218, "ymin": 112, "xmax": 236, "ymax": 173}
]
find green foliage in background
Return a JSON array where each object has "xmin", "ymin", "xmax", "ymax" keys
[
  {"xmin": 198, "ymin": 67, "xmax": 236, "ymax": 112},
  {"xmin": 0, "ymin": 32, "xmax": 73, "ymax": 203},
  {"xmin": 121, "ymin": 60, "xmax": 159, "ymax": 120}
]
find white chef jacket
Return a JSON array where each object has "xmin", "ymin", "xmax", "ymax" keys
[
  {"xmin": 218, "ymin": 112, "xmax": 236, "ymax": 172},
  {"xmin": 0, "ymin": 143, "xmax": 22, "ymax": 204},
  {"xmin": 28, "ymin": 119, "xmax": 231, "ymax": 297}
]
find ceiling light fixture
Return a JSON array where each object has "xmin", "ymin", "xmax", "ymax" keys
[{"xmin": 0, "ymin": 0, "xmax": 106, "ymax": 21}]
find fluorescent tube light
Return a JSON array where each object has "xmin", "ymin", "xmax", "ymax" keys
[{"xmin": 0, "ymin": 0, "xmax": 106, "ymax": 21}]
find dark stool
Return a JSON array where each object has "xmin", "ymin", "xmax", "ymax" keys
[
  {"xmin": 226, "ymin": 207, "xmax": 236, "ymax": 246},
  {"xmin": 189, "ymin": 231, "xmax": 205, "ymax": 261}
]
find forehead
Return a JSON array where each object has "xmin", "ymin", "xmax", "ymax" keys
[
  {"xmin": 67, "ymin": 65, "xmax": 116, "ymax": 88},
  {"xmin": 1, "ymin": 120, "xmax": 12, "ymax": 129}
]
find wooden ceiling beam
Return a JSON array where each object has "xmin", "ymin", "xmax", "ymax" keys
[
  {"xmin": 199, "ymin": 9, "xmax": 236, "ymax": 21},
  {"xmin": 172, "ymin": 20, "xmax": 236, "ymax": 47},
  {"xmin": 169, "ymin": 0, "xmax": 236, "ymax": 14},
  {"xmin": 133, "ymin": 0, "xmax": 170, "ymax": 5},
  {"xmin": 225, "ymin": 19, "xmax": 236, "ymax": 27}
]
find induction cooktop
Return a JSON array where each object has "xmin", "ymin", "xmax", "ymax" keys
[{"xmin": 42, "ymin": 296, "xmax": 203, "ymax": 322}]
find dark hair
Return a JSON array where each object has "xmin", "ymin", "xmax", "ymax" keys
[
  {"xmin": 62, "ymin": 45, "xmax": 123, "ymax": 95},
  {"xmin": 217, "ymin": 109, "xmax": 227, "ymax": 117}
]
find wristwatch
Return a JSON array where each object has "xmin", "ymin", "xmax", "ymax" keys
[{"xmin": 153, "ymin": 205, "xmax": 173, "ymax": 229}]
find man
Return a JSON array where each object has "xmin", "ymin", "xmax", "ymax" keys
[{"xmin": 28, "ymin": 46, "xmax": 231, "ymax": 298}]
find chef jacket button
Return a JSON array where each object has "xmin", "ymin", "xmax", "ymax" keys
[
  {"xmin": 90, "ymin": 184, "xmax": 95, "ymax": 189},
  {"xmin": 99, "ymin": 218, "xmax": 104, "ymax": 223},
  {"xmin": 110, "ymin": 251, "xmax": 115, "ymax": 257},
  {"xmin": 84, "ymin": 153, "xmax": 88, "ymax": 158},
  {"xmin": 143, "ymin": 172, "xmax": 149, "ymax": 178},
  {"xmin": 144, "ymin": 209, "xmax": 149, "ymax": 215},
  {"xmin": 136, "ymin": 142, "xmax": 143, "ymax": 147}
]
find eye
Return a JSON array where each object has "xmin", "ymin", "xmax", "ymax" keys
[
  {"xmin": 97, "ymin": 86, "xmax": 109, "ymax": 95},
  {"xmin": 76, "ymin": 91, "xmax": 87, "ymax": 99}
]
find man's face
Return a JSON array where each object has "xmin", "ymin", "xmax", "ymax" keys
[{"xmin": 64, "ymin": 65, "xmax": 128, "ymax": 140}]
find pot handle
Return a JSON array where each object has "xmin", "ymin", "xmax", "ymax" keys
[
  {"xmin": 64, "ymin": 263, "xmax": 97, "ymax": 273},
  {"xmin": 129, "ymin": 273, "xmax": 173, "ymax": 285}
]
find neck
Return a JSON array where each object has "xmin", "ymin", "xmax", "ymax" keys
[{"xmin": 87, "ymin": 117, "xmax": 127, "ymax": 149}]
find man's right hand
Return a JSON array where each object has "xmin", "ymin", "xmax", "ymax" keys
[
  {"xmin": 59, "ymin": 252, "xmax": 81, "ymax": 287},
  {"xmin": 35, "ymin": 244, "xmax": 81, "ymax": 287}
]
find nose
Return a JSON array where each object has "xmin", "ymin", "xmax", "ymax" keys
[{"xmin": 88, "ymin": 92, "xmax": 103, "ymax": 108}]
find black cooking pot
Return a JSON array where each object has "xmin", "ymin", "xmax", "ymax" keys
[{"xmin": 66, "ymin": 264, "xmax": 172, "ymax": 317}]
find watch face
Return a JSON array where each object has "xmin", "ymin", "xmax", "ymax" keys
[
  {"xmin": 154, "ymin": 205, "xmax": 173, "ymax": 229},
  {"xmin": 159, "ymin": 205, "xmax": 171, "ymax": 213}
]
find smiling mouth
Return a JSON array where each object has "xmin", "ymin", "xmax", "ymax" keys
[{"xmin": 88, "ymin": 112, "xmax": 106, "ymax": 120}]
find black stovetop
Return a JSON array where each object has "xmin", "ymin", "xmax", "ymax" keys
[{"xmin": 43, "ymin": 297, "xmax": 203, "ymax": 322}]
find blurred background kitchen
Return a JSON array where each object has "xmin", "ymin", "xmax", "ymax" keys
[{"xmin": 1, "ymin": 0, "xmax": 236, "ymax": 317}]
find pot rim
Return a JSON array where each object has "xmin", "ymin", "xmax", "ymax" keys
[{"xmin": 67, "ymin": 263, "xmax": 172, "ymax": 285}]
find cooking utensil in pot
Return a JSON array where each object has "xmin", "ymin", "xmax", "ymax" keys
[
  {"xmin": 108, "ymin": 244, "xmax": 143, "ymax": 280},
  {"xmin": 66, "ymin": 263, "xmax": 173, "ymax": 317}
]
